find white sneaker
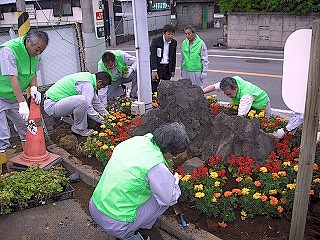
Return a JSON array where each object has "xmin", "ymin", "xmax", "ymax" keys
[{"xmin": 71, "ymin": 126, "xmax": 94, "ymax": 137}]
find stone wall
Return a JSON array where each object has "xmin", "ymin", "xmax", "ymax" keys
[{"xmin": 227, "ymin": 13, "xmax": 320, "ymax": 50}]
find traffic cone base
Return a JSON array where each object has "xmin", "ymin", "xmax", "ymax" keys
[{"xmin": 10, "ymin": 98, "xmax": 62, "ymax": 169}]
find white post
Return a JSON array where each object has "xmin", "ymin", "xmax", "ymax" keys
[{"xmin": 132, "ymin": 0, "xmax": 152, "ymax": 112}]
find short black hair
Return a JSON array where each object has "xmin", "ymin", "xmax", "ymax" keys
[
  {"xmin": 152, "ymin": 122, "xmax": 190, "ymax": 156},
  {"xmin": 220, "ymin": 77, "xmax": 238, "ymax": 91},
  {"xmin": 163, "ymin": 24, "xmax": 175, "ymax": 33},
  {"xmin": 101, "ymin": 51, "xmax": 115, "ymax": 63},
  {"xmin": 95, "ymin": 72, "xmax": 111, "ymax": 87}
]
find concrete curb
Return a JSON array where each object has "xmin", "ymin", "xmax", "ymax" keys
[{"xmin": 47, "ymin": 144, "xmax": 222, "ymax": 240}]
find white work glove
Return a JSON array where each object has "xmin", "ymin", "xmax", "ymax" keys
[
  {"xmin": 272, "ymin": 128, "xmax": 285, "ymax": 139},
  {"xmin": 30, "ymin": 86, "xmax": 41, "ymax": 104},
  {"xmin": 317, "ymin": 132, "xmax": 320, "ymax": 143},
  {"xmin": 200, "ymin": 72, "xmax": 207, "ymax": 79},
  {"xmin": 173, "ymin": 172, "xmax": 180, "ymax": 185},
  {"xmin": 123, "ymin": 67, "xmax": 134, "ymax": 78},
  {"xmin": 18, "ymin": 101, "xmax": 29, "ymax": 121}
]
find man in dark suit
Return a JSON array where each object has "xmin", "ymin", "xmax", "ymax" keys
[{"xmin": 150, "ymin": 24, "xmax": 177, "ymax": 93}]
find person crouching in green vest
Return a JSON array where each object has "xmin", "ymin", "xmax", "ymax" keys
[
  {"xmin": 0, "ymin": 30, "xmax": 49, "ymax": 174},
  {"xmin": 181, "ymin": 25, "xmax": 209, "ymax": 89},
  {"xmin": 89, "ymin": 122, "xmax": 190, "ymax": 240},
  {"xmin": 98, "ymin": 50, "xmax": 138, "ymax": 104},
  {"xmin": 203, "ymin": 76, "xmax": 271, "ymax": 117},
  {"xmin": 43, "ymin": 72, "xmax": 111, "ymax": 137}
]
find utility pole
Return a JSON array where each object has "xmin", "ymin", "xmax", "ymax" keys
[
  {"xmin": 16, "ymin": 0, "xmax": 30, "ymax": 36},
  {"xmin": 132, "ymin": 0, "xmax": 152, "ymax": 111},
  {"xmin": 80, "ymin": 0, "xmax": 106, "ymax": 72},
  {"xmin": 107, "ymin": 0, "xmax": 116, "ymax": 46}
]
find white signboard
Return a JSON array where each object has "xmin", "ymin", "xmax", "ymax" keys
[
  {"xmin": 92, "ymin": 0, "xmax": 105, "ymax": 39},
  {"xmin": 282, "ymin": 29, "xmax": 312, "ymax": 113}
]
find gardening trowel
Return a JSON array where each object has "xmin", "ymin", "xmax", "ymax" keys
[{"xmin": 172, "ymin": 204, "xmax": 187, "ymax": 228}]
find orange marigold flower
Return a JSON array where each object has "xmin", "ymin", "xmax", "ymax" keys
[
  {"xmin": 278, "ymin": 171, "xmax": 287, "ymax": 177},
  {"xmin": 254, "ymin": 181, "xmax": 261, "ymax": 187},
  {"xmin": 272, "ymin": 173, "xmax": 280, "ymax": 180},
  {"xmin": 214, "ymin": 192, "xmax": 221, "ymax": 198},
  {"xmin": 236, "ymin": 177, "xmax": 243, "ymax": 182},
  {"xmin": 224, "ymin": 191, "xmax": 233, "ymax": 197},
  {"xmin": 269, "ymin": 196, "xmax": 279, "ymax": 206},
  {"xmin": 96, "ymin": 141, "xmax": 102, "ymax": 147},
  {"xmin": 245, "ymin": 176, "xmax": 252, "ymax": 181},
  {"xmin": 232, "ymin": 188, "xmax": 242, "ymax": 195},
  {"xmin": 313, "ymin": 163, "xmax": 319, "ymax": 171},
  {"xmin": 218, "ymin": 222, "xmax": 227, "ymax": 228},
  {"xmin": 277, "ymin": 206, "xmax": 284, "ymax": 213},
  {"xmin": 280, "ymin": 198, "xmax": 286, "ymax": 204},
  {"xmin": 310, "ymin": 190, "xmax": 315, "ymax": 195},
  {"xmin": 260, "ymin": 195, "xmax": 268, "ymax": 202}
]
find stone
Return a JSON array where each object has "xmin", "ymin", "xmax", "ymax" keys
[{"xmin": 129, "ymin": 79, "xmax": 275, "ymax": 165}]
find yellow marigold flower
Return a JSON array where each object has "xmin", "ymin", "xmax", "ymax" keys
[
  {"xmin": 126, "ymin": 102, "xmax": 131, "ymax": 106},
  {"xmin": 236, "ymin": 177, "xmax": 243, "ymax": 182},
  {"xmin": 93, "ymin": 131, "xmax": 98, "ymax": 135},
  {"xmin": 100, "ymin": 124, "xmax": 106, "ymax": 129},
  {"xmin": 210, "ymin": 171, "xmax": 219, "ymax": 179},
  {"xmin": 206, "ymin": 96, "xmax": 212, "ymax": 100},
  {"xmin": 260, "ymin": 167, "xmax": 268, "ymax": 173},
  {"xmin": 287, "ymin": 183, "xmax": 296, "ymax": 190},
  {"xmin": 313, "ymin": 178, "xmax": 320, "ymax": 184},
  {"xmin": 195, "ymin": 192, "xmax": 205, "ymax": 198},
  {"xmin": 111, "ymin": 123, "xmax": 116, "ymax": 127},
  {"xmin": 258, "ymin": 111, "xmax": 265, "ymax": 118},
  {"xmin": 269, "ymin": 189, "xmax": 278, "ymax": 195},
  {"xmin": 121, "ymin": 103, "xmax": 125, "ymax": 106},
  {"xmin": 241, "ymin": 188, "xmax": 250, "ymax": 195},
  {"xmin": 109, "ymin": 145, "xmax": 115, "ymax": 150},
  {"xmin": 212, "ymin": 94, "xmax": 217, "ymax": 98},
  {"xmin": 293, "ymin": 164, "xmax": 299, "ymax": 172},
  {"xmin": 211, "ymin": 197, "xmax": 217, "ymax": 203},
  {"xmin": 181, "ymin": 174, "xmax": 192, "ymax": 182},
  {"xmin": 283, "ymin": 161, "xmax": 291, "ymax": 167},
  {"xmin": 194, "ymin": 184, "xmax": 203, "ymax": 191},
  {"xmin": 99, "ymin": 132, "xmax": 106, "ymax": 137},
  {"xmin": 278, "ymin": 171, "xmax": 287, "ymax": 177},
  {"xmin": 253, "ymin": 192, "xmax": 261, "ymax": 199},
  {"xmin": 214, "ymin": 181, "xmax": 221, "ymax": 187},
  {"xmin": 241, "ymin": 210, "xmax": 247, "ymax": 220},
  {"xmin": 101, "ymin": 144, "xmax": 108, "ymax": 150}
]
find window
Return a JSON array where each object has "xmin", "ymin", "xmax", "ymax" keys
[
  {"xmin": 53, "ymin": 0, "xmax": 72, "ymax": 17},
  {"xmin": 147, "ymin": 0, "xmax": 171, "ymax": 12}
]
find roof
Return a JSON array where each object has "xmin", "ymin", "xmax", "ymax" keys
[{"xmin": 0, "ymin": 0, "xmax": 35, "ymax": 5}]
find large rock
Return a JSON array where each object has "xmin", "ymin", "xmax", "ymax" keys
[{"xmin": 129, "ymin": 79, "xmax": 275, "ymax": 165}]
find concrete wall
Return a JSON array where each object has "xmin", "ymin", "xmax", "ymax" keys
[
  {"xmin": 175, "ymin": 2, "xmax": 215, "ymax": 30},
  {"xmin": 227, "ymin": 12, "xmax": 320, "ymax": 50}
]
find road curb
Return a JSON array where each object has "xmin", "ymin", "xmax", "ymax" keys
[{"xmin": 47, "ymin": 144, "xmax": 222, "ymax": 240}]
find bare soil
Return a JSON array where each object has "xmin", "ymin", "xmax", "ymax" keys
[{"xmin": 48, "ymin": 119, "xmax": 320, "ymax": 240}]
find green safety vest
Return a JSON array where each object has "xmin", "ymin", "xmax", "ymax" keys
[
  {"xmin": 92, "ymin": 133, "xmax": 168, "ymax": 222},
  {"xmin": 0, "ymin": 35, "xmax": 39, "ymax": 100},
  {"xmin": 45, "ymin": 72, "xmax": 97, "ymax": 102},
  {"xmin": 232, "ymin": 76, "xmax": 269, "ymax": 110},
  {"xmin": 98, "ymin": 50, "xmax": 128, "ymax": 82},
  {"xmin": 182, "ymin": 35, "xmax": 203, "ymax": 72}
]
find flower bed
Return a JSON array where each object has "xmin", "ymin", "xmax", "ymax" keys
[{"xmin": 76, "ymin": 95, "xmax": 320, "ymax": 229}]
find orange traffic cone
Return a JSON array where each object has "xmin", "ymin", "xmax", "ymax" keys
[{"xmin": 10, "ymin": 98, "xmax": 61, "ymax": 169}]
